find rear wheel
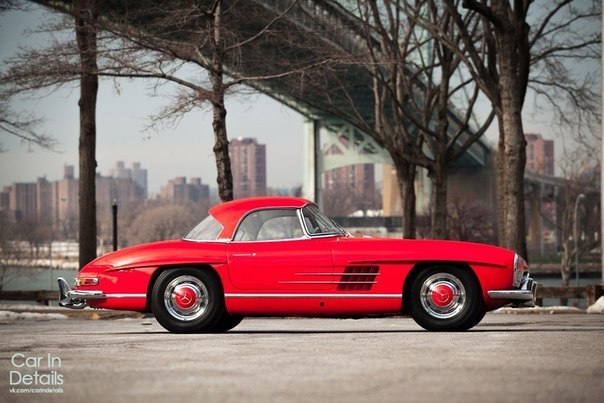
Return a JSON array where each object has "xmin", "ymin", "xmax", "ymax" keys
[
  {"xmin": 410, "ymin": 266, "xmax": 485, "ymax": 331},
  {"xmin": 151, "ymin": 268, "xmax": 224, "ymax": 333}
]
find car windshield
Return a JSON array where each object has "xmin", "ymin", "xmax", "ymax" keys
[
  {"xmin": 301, "ymin": 204, "xmax": 348, "ymax": 237},
  {"xmin": 184, "ymin": 215, "xmax": 223, "ymax": 241}
]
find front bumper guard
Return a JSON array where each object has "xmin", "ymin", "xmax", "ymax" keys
[
  {"xmin": 57, "ymin": 277, "xmax": 106, "ymax": 309},
  {"xmin": 487, "ymin": 274, "xmax": 538, "ymax": 308}
]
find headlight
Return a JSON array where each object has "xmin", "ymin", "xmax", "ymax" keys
[{"xmin": 513, "ymin": 254, "xmax": 528, "ymax": 287}]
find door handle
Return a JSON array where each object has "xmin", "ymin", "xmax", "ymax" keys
[{"xmin": 231, "ymin": 252, "xmax": 256, "ymax": 257}]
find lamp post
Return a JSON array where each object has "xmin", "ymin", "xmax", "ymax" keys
[
  {"xmin": 574, "ymin": 193, "xmax": 586, "ymax": 287},
  {"xmin": 112, "ymin": 200, "xmax": 118, "ymax": 252}
]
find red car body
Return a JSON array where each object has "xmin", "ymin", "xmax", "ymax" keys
[{"xmin": 59, "ymin": 197, "xmax": 536, "ymax": 332}]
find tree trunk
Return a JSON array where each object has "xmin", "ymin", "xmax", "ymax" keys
[
  {"xmin": 210, "ymin": 0, "xmax": 233, "ymax": 202},
  {"xmin": 496, "ymin": 94, "xmax": 528, "ymax": 258},
  {"xmin": 495, "ymin": 118, "xmax": 506, "ymax": 246},
  {"xmin": 211, "ymin": 90, "xmax": 233, "ymax": 202},
  {"xmin": 429, "ymin": 160, "xmax": 448, "ymax": 239},
  {"xmin": 494, "ymin": 27, "xmax": 528, "ymax": 259},
  {"xmin": 75, "ymin": 0, "xmax": 98, "ymax": 269},
  {"xmin": 393, "ymin": 155, "xmax": 416, "ymax": 239}
]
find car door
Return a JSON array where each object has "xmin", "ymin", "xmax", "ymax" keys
[{"xmin": 227, "ymin": 208, "xmax": 333, "ymax": 291}]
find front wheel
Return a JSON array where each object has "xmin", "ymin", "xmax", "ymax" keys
[
  {"xmin": 410, "ymin": 266, "xmax": 485, "ymax": 331},
  {"xmin": 151, "ymin": 268, "xmax": 224, "ymax": 333}
]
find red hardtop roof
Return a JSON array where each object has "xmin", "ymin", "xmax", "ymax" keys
[{"xmin": 209, "ymin": 196, "xmax": 312, "ymax": 239}]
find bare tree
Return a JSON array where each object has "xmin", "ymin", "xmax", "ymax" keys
[
  {"xmin": 1, "ymin": 1, "xmax": 101, "ymax": 267},
  {"xmin": 557, "ymin": 143, "xmax": 600, "ymax": 287},
  {"xmin": 3, "ymin": 1, "xmax": 320, "ymax": 205},
  {"xmin": 0, "ymin": 97, "xmax": 57, "ymax": 152},
  {"xmin": 292, "ymin": 1, "xmax": 494, "ymax": 238},
  {"xmin": 408, "ymin": 0, "xmax": 600, "ymax": 256},
  {"xmin": 96, "ymin": 0, "xmax": 314, "ymax": 202},
  {"xmin": 0, "ymin": 3, "xmax": 57, "ymax": 152},
  {"xmin": 125, "ymin": 203, "xmax": 200, "ymax": 246},
  {"xmin": 0, "ymin": 214, "xmax": 26, "ymax": 290},
  {"xmin": 16, "ymin": 216, "xmax": 52, "ymax": 259},
  {"xmin": 74, "ymin": 0, "xmax": 99, "ymax": 268},
  {"xmin": 447, "ymin": 196, "xmax": 496, "ymax": 244}
]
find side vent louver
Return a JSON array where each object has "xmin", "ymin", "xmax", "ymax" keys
[{"xmin": 337, "ymin": 266, "xmax": 379, "ymax": 291}]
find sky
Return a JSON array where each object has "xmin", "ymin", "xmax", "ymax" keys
[{"xmin": 0, "ymin": 3, "xmax": 599, "ymax": 196}]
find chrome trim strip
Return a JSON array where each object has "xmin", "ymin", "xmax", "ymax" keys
[
  {"xmin": 68, "ymin": 290, "xmax": 105, "ymax": 299},
  {"xmin": 279, "ymin": 281, "xmax": 335, "ymax": 284},
  {"xmin": 224, "ymin": 293, "xmax": 401, "ymax": 299},
  {"xmin": 67, "ymin": 291, "xmax": 146, "ymax": 299},
  {"xmin": 335, "ymin": 281, "xmax": 377, "ymax": 284},
  {"xmin": 278, "ymin": 281, "xmax": 378, "ymax": 285}
]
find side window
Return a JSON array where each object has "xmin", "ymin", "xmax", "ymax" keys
[{"xmin": 234, "ymin": 209, "xmax": 303, "ymax": 241}]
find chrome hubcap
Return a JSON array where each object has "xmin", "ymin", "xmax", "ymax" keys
[
  {"xmin": 420, "ymin": 273, "xmax": 466, "ymax": 319},
  {"xmin": 164, "ymin": 275, "xmax": 208, "ymax": 321}
]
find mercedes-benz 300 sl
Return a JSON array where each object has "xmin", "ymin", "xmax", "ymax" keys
[{"xmin": 58, "ymin": 197, "xmax": 536, "ymax": 332}]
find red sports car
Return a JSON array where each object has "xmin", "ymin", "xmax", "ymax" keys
[{"xmin": 58, "ymin": 196, "xmax": 536, "ymax": 332}]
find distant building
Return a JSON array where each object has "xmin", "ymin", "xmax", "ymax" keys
[
  {"xmin": 323, "ymin": 163, "xmax": 377, "ymax": 213},
  {"xmin": 525, "ymin": 133, "xmax": 554, "ymax": 176},
  {"xmin": 52, "ymin": 165, "xmax": 79, "ymax": 231},
  {"xmin": 229, "ymin": 137, "xmax": 267, "ymax": 198},
  {"xmin": 324, "ymin": 164, "xmax": 375, "ymax": 195},
  {"xmin": 36, "ymin": 177, "xmax": 53, "ymax": 223},
  {"xmin": 0, "ymin": 162, "xmax": 146, "ymax": 239},
  {"xmin": 7, "ymin": 182, "xmax": 37, "ymax": 221},
  {"xmin": 0, "ymin": 186, "xmax": 9, "ymax": 212},
  {"xmin": 109, "ymin": 161, "xmax": 148, "ymax": 197},
  {"xmin": 96, "ymin": 176, "xmax": 146, "ymax": 216},
  {"xmin": 159, "ymin": 177, "xmax": 210, "ymax": 205}
]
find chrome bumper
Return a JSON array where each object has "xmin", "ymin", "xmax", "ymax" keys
[
  {"xmin": 57, "ymin": 277, "xmax": 106, "ymax": 309},
  {"xmin": 487, "ymin": 274, "xmax": 538, "ymax": 307}
]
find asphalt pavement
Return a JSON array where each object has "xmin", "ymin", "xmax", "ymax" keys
[{"xmin": 0, "ymin": 313, "xmax": 602, "ymax": 403}]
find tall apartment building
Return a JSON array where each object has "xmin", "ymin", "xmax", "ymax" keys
[
  {"xmin": 7, "ymin": 182, "xmax": 37, "ymax": 221},
  {"xmin": 96, "ymin": 176, "xmax": 146, "ymax": 216},
  {"xmin": 229, "ymin": 137, "xmax": 267, "ymax": 198},
  {"xmin": 525, "ymin": 133, "xmax": 554, "ymax": 176},
  {"xmin": 109, "ymin": 161, "xmax": 148, "ymax": 197},
  {"xmin": 159, "ymin": 177, "xmax": 210, "ymax": 205}
]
